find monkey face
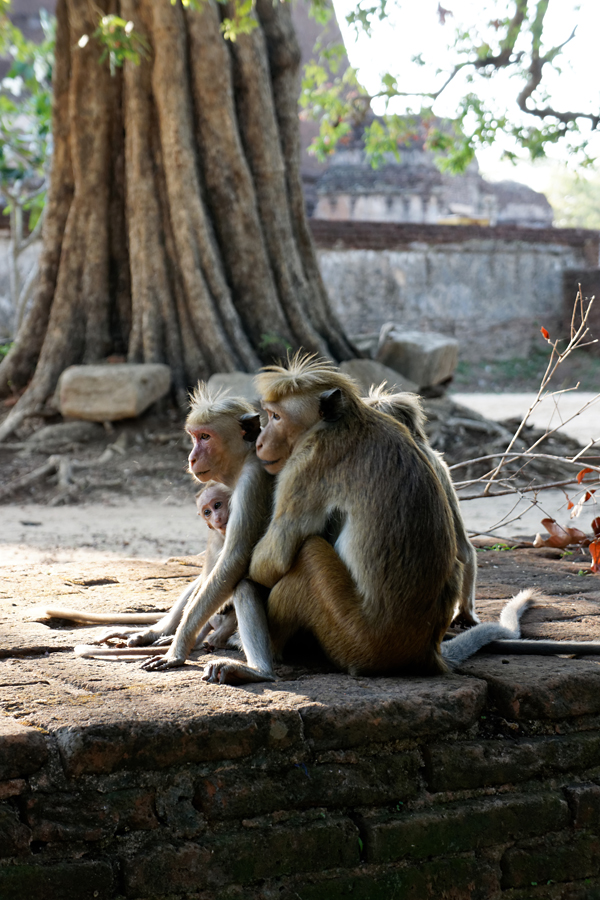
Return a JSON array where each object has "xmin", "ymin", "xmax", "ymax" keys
[
  {"xmin": 186, "ymin": 419, "xmax": 246, "ymax": 484},
  {"xmin": 198, "ymin": 486, "xmax": 230, "ymax": 535},
  {"xmin": 256, "ymin": 398, "xmax": 320, "ymax": 474}
]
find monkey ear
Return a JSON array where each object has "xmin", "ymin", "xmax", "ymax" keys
[
  {"xmin": 239, "ymin": 413, "xmax": 262, "ymax": 443},
  {"xmin": 319, "ymin": 388, "xmax": 345, "ymax": 423}
]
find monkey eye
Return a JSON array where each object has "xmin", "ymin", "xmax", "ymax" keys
[
  {"xmin": 203, "ymin": 509, "xmax": 211, "ymax": 517},
  {"xmin": 214, "ymin": 501, "xmax": 222, "ymax": 509},
  {"xmin": 271, "ymin": 412, "xmax": 280, "ymax": 421},
  {"xmin": 200, "ymin": 433, "xmax": 210, "ymax": 440}
]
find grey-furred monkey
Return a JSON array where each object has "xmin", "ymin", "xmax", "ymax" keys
[
  {"xmin": 122, "ymin": 386, "xmax": 275, "ymax": 682},
  {"xmin": 362, "ymin": 384, "xmax": 479, "ymax": 628},
  {"xmin": 36, "ymin": 386, "xmax": 276, "ymax": 685}
]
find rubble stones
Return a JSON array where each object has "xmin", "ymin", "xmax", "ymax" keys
[
  {"xmin": 340, "ymin": 359, "xmax": 419, "ymax": 395},
  {"xmin": 376, "ymin": 326, "xmax": 459, "ymax": 387}
]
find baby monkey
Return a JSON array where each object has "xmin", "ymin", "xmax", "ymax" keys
[
  {"xmin": 194, "ymin": 482, "xmax": 238, "ymax": 650},
  {"xmin": 198, "ymin": 482, "xmax": 230, "ymax": 536}
]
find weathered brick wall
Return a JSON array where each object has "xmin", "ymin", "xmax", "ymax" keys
[
  {"xmin": 2, "ymin": 655, "xmax": 600, "ymax": 900},
  {"xmin": 310, "ymin": 220, "xmax": 600, "ymax": 362}
]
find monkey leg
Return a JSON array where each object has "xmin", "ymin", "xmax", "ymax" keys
[
  {"xmin": 452, "ymin": 539, "xmax": 479, "ymax": 628},
  {"xmin": 268, "ymin": 537, "xmax": 443, "ymax": 676},
  {"xmin": 202, "ymin": 580, "xmax": 275, "ymax": 685}
]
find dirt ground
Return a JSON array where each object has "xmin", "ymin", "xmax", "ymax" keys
[{"xmin": 0, "ymin": 390, "xmax": 597, "ymax": 565}]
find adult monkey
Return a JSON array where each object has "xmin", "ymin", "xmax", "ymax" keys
[
  {"xmin": 363, "ymin": 385, "xmax": 478, "ymax": 628},
  {"xmin": 40, "ymin": 386, "xmax": 276, "ymax": 684},
  {"xmin": 249, "ymin": 355, "xmax": 462, "ymax": 675}
]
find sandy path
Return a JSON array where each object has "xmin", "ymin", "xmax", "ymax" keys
[
  {"xmin": 453, "ymin": 391, "xmax": 599, "ymax": 446},
  {"xmin": 0, "ymin": 500, "xmax": 207, "ymax": 566},
  {"xmin": 1, "ymin": 392, "xmax": 597, "ymax": 565}
]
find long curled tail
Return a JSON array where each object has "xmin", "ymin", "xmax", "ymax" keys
[
  {"xmin": 28, "ymin": 607, "xmax": 163, "ymax": 625},
  {"xmin": 441, "ymin": 589, "xmax": 536, "ymax": 667}
]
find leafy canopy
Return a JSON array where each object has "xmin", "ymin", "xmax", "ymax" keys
[
  {"xmin": 1, "ymin": 0, "xmax": 595, "ymax": 176},
  {"xmin": 0, "ymin": 3, "xmax": 53, "ymax": 226}
]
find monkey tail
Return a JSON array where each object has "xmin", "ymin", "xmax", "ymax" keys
[
  {"xmin": 441, "ymin": 589, "xmax": 536, "ymax": 668},
  {"xmin": 28, "ymin": 607, "xmax": 164, "ymax": 625}
]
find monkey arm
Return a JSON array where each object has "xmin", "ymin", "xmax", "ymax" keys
[
  {"xmin": 250, "ymin": 503, "xmax": 328, "ymax": 589},
  {"xmin": 142, "ymin": 459, "xmax": 274, "ymax": 672}
]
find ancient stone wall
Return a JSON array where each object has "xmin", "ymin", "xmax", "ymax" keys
[
  {"xmin": 311, "ymin": 221, "xmax": 600, "ymax": 362},
  {"xmin": 2, "ymin": 654, "xmax": 600, "ymax": 900},
  {"xmin": 563, "ymin": 267, "xmax": 600, "ymax": 356}
]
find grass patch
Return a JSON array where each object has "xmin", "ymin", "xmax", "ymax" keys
[{"xmin": 453, "ymin": 347, "xmax": 600, "ymax": 393}]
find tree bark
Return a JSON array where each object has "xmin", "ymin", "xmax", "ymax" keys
[{"xmin": 0, "ymin": 0, "xmax": 355, "ymax": 441}]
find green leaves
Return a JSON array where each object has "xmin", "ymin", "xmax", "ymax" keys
[
  {"xmin": 84, "ymin": 14, "xmax": 149, "ymax": 76},
  {"xmin": 0, "ymin": 4, "xmax": 53, "ymax": 224}
]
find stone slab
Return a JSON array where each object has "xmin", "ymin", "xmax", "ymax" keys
[
  {"xmin": 58, "ymin": 363, "xmax": 171, "ymax": 422},
  {"xmin": 340, "ymin": 359, "xmax": 419, "ymax": 395},
  {"xmin": 376, "ymin": 327, "xmax": 459, "ymax": 387}
]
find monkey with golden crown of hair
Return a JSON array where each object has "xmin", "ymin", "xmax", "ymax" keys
[{"xmin": 249, "ymin": 355, "xmax": 463, "ymax": 676}]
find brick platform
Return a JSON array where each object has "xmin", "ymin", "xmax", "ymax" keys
[{"xmin": 1, "ymin": 546, "xmax": 600, "ymax": 899}]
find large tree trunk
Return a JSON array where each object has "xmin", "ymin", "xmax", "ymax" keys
[{"xmin": 0, "ymin": 0, "xmax": 354, "ymax": 439}]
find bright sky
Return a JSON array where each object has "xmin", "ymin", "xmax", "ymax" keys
[{"xmin": 331, "ymin": 0, "xmax": 600, "ymax": 190}]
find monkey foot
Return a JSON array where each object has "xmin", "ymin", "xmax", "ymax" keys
[
  {"xmin": 126, "ymin": 630, "xmax": 166, "ymax": 647},
  {"xmin": 153, "ymin": 635, "xmax": 175, "ymax": 647},
  {"xmin": 94, "ymin": 628, "xmax": 139, "ymax": 644},
  {"xmin": 451, "ymin": 611, "xmax": 481, "ymax": 629},
  {"xmin": 202, "ymin": 660, "xmax": 276, "ymax": 685}
]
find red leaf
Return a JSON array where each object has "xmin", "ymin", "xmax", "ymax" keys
[
  {"xmin": 590, "ymin": 540, "xmax": 600, "ymax": 574},
  {"xmin": 577, "ymin": 468, "xmax": 594, "ymax": 484},
  {"xmin": 540, "ymin": 326, "xmax": 550, "ymax": 339},
  {"xmin": 567, "ymin": 500, "xmax": 574, "ymax": 510},
  {"xmin": 533, "ymin": 518, "xmax": 587, "ymax": 549},
  {"xmin": 585, "ymin": 490, "xmax": 597, "ymax": 502},
  {"xmin": 592, "ymin": 517, "xmax": 600, "ymax": 537}
]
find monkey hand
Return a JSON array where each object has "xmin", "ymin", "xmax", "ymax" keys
[
  {"xmin": 94, "ymin": 628, "xmax": 138, "ymax": 645},
  {"xmin": 140, "ymin": 652, "xmax": 187, "ymax": 672},
  {"xmin": 152, "ymin": 635, "xmax": 174, "ymax": 646},
  {"xmin": 248, "ymin": 545, "xmax": 284, "ymax": 589},
  {"xmin": 202, "ymin": 659, "xmax": 276, "ymax": 685},
  {"xmin": 126, "ymin": 628, "xmax": 165, "ymax": 647}
]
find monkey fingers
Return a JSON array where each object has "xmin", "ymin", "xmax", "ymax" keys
[
  {"xmin": 152, "ymin": 635, "xmax": 175, "ymax": 646},
  {"xmin": 94, "ymin": 627, "xmax": 140, "ymax": 644},
  {"xmin": 126, "ymin": 629, "xmax": 166, "ymax": 647},
  {"xmin": 202, "ymin": 660, "xmax": 276, "ymax": 685},
  {"xmin": 140, "ymin": 653, "xmax": 186, "ymax": 671}
]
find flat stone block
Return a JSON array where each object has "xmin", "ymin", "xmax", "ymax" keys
[
  {"xmin": 501, "ymin": 832, "xmax": 600, "ymax": 889},
  {"xmin": 281, "ymin": 857, "xmax": 500, "ymax": 900},
  {"xmin": 0, "ymin": 718, "xmax": 48, "ymax": 780},
  {"xmin": 194, "ymin": 750, "xmax": 422, "ymax": 820},
  {"xmin": 458, "ymin": 656, "xmax": 600, "ymax": 721},
  {"xmin": 297, "ymin": 674, "xmax": 487, "ymax": 750},
  {"xmin": 0, "ymin": 862, "xmax": 114, "ymax": 900},
  {"xmin": 361, "ymin": 792, "xmax": 569, "ymax": 864},
  {"xmin": 21, "ymin": 788, "xmax": 158, "ymax": 842},
  {"xmin": 124, "ymin": 816, "xmax": 359, "ymax": 894},
  {"xmin": 56, "ymin": 707, "xmax": 303, "ymax": 778},
  {"xmin": 207, "ymin": 372, "xmax": 259, "ymax": 405},
  {"xmin": 376, "ymin": 327, "xmax": 459, "ymax": 387},
  {"xmin": 565, "ymin": 783, "xmax": 600, "ymax": 829},
  {"xmin": 424, "ymin": 733, "xmax": 600, "ymax": 792},
  {"xmin": 340, "ymin": 359, "xmax": 419, "ymax": 395},
  {"xmin": 58, "ymin": 363, "xmax": 171, "ymax": 422}
]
